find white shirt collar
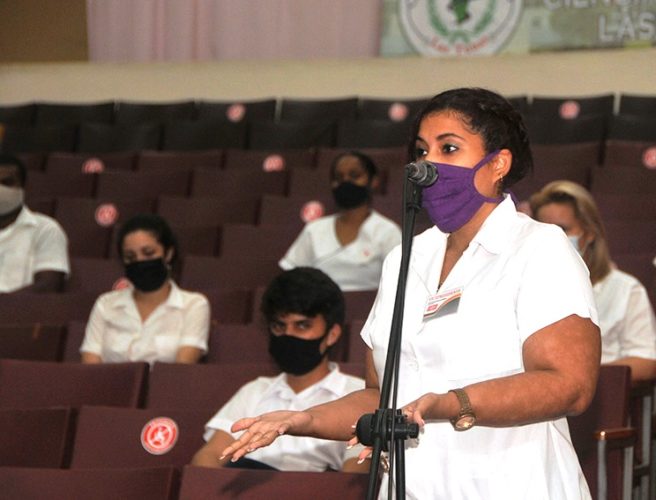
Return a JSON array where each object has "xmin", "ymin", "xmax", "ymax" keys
[
  {"xmin": 264, "ymin": 362, "xmax": 348, "ymax": 400},
  {"xmin": 109, "ymin": 279, "xmax": 184, "ymax": 310}
]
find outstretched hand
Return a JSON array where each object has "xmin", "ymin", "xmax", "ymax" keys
[{"xmin": 220, "ymin": 410, "xmax": 312, "ymax": 462}]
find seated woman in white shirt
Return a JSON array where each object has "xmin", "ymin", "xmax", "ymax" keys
[
  {"xmin": 81, "ymin": 214, "xmax": 210, "ymax": 365},
  {"xmin": 279, "ymin": 151, "xmax": 401, "ymax": 291},
  {"xmin": 530, "ymin": 180, "xmax": 656, "ymax": 381}
]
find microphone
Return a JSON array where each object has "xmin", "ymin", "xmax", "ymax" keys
[{"xmin": 405, "ymin": 160, "xmax": 438, "ymax": 186}]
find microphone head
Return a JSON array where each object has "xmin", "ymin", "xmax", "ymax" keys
[{"xmin": 405, "ymin": 160, "xmax": 438, "ymax": 187}]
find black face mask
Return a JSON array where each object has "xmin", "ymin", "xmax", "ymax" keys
[
  {"xmin": 268, "ymin": 331, "xmax": 330, "ymax": 376},
  {"xmin": 124, "ymin": 258, "xmax": 169, "ymax": 292},
  {"xmin": 332, "ymin": 181, "xmax": 370, "ymax": 209}
]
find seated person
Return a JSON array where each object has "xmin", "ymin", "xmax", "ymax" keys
[
  {"xmin": 530, "ymin": 180, "xmax": 656, "ymax": 381},
  {"xmin": 192, "ymin": 267, "xmax": 367, "ymax": 472},
  {"xmin": 280, "ymin": 151, "xmax": 401, "ymax": 291},
  {"xmin": 80, "ymin": 214, "xmax": 209, "ymax": 364},
  {"xmin": 0, "ymin": 153, "xmax": 69, "ymax": 293}
]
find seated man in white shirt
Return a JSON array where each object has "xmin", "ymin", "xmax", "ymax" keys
[
  {"xmin": 0, "ymin": 153, "xmax": 69, "ymax": 293},
  {"xmin": 191, "ymin": 267, "xmax": 367, "ymax": 473}
]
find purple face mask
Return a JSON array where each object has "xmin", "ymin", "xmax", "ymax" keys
[{"xmin": 422, "ymin": 150, "xmax": 503, "ymax": 233}]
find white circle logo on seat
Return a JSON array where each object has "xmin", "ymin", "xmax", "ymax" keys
[
  {"xmin": 642, "ymin": 147, "xmax": 656, "ymax": 169},
  {"xmin": 398, "ymin": 0, "xmax": 522, "ymax": 56},
  {"xmin": 559, "ymin": 101, "xmax": 581, "ymax": 120},
  {"xmin": 263, "ymin": 154, "xmax": 285, "ymax": 172},
  {"xmin": 82, "ymin": 158, "xmax": 105, "ymax": 174},
  {"xmin": 94, "ymin": 203, "xmax": 119, "ymax": 227},
  {"xmin": 226, "ymin": 104, "xmax": 246, "ymax": 123},
  {"xmin": 141, "ymin": 417, "xmax": 179, "ymax": 455},
  {"xmin": 301, "ymin": 201, "xmax": 325, "ymax": 222}
]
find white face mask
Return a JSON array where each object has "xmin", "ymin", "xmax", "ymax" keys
[
  {"xmin": 567, "ymin": 234, "xmax": 585, "ymax": 256},
  {"xmin": 0, "ymin": 185, "xmax": 24, "ymax": 216}
]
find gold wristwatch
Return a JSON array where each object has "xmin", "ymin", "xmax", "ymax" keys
[{"xmin": 449, "ymin": 388, "xmax": 476, "ymax": 431}]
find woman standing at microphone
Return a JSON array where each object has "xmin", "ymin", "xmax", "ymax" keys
[
  {"xmin": 279, "ymin": 151, "xmax": 401, "ymax": 291},
  {"xmin": 219, "ymin": 88, "xmax": 600, "ymax": 499}
]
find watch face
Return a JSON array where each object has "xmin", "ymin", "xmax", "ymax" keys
[{"xmin": 455, "ymin": 415, "xmax": 476, "ymax": 431}]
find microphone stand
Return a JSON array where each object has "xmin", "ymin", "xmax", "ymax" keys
[{"xmin": 356, "ymin": 170, "xmax": 421, "ymax": 500}]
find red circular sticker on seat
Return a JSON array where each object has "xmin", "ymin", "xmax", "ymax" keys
[
  {"xmin": 642, "ymin": 147, "xmax": 656, "ymax": 169},
  {"xmin": 388, "ymin": 103, "xmax": 409, "ymax": 122},
  {"xmin": 82, "ymin": 158, "xmax": 105, "ymax": 174},
  {"xmin": 263, "ymin": 154, "xmax": 285, "ymax": 172},
  {"xmin": 300, "ymin": 201, "xmax": 325, "ymax": 222},
  {"xmin": 559, "ymin": 101, "xmax": 580, "ymax": 120},
  {"xmin": 94, "ymin": 203, "xmax": 119, "ymax": 227},
  {"xmin": 226, "ymin": 103, "xmax": 246, "ymax": 123},
  {"xmin": 141, "ymin": 417, "xmax": 179, "ymax": 455}
]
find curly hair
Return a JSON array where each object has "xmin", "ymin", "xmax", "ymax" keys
[{"xmin": 408, "ymin": 88, "xmax": 533, "ymax": 188}]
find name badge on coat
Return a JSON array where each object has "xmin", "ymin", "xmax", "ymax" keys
[{"xmin": 423, "ymin": 287, "xmax": 462, "ymax": 320}]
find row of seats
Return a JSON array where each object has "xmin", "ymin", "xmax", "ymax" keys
[
  {"xmin": 0, "ymin": 464, "xmax": 369, "ymax": 500},
  {"xmin": 0, "ymin": 317, "xmax": 371, "ymax": 365},
  {"xmin": 1, "ymin": 93, "xmax": 654, "ymax": 127},
  {"xmin": 2, "ymin": 112, "xmax": 655, "ymax": 153},
  {"xmin": 0, "ymin": 362, "xmax": 643, "ymax": 500}
]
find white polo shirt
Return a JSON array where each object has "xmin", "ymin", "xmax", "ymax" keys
[
  {"xmin": 594, "ymin": 268, "xmax": 656, "ymax": 363},
  {"xmin": 204, "ymin": 363, "xmax": 364, "ymax": 471},
  {"xmin": 80, "ymin": 281, "xmax": 210, "ymax": 364},
  {"xmin": 279, "ymin": 210, "xmax": 401, "ymax": 291},
  {"xmin": 362, "ymin": 197, "xmax": 597, "ymax": 500},
  {"xmin": 0, "ymin": 206, "xmax": 69, "ymax": 292}
]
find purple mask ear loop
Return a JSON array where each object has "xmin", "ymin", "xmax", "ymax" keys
[{"xmin": 472, "ymin": 150, "xmax": 504, "ymax": 203}]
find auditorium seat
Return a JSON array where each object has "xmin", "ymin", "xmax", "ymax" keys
[
  {"xmin": 249, "ymin": 120, "xmax": 335, "ymax": 150},
  {"xmin": 16, "ymin": 151, "xmax": 46, "ymax": 171},
  {"xmin": 286, "ymin": 167, "xmax": 331, "ymax": 198},
  {"xmin": 95, "ymin": 170, "xmax": 191, "ymax": 201},
  {"xmin": 606, "ymin": 115, "xmax": 656, "ymax": 142},
  {"xmin": 618, "ymin": 93, "xmax": 656, "ymax": 117},
  {"xmin": 525, "ymin": 114, "xmax": 607, "ymax": 148},
  {"xmin": 358, "ymin": 97, "xmax": 427, "ymax": 123},
  {"xmin": 0, "ymin": 466, "xmax": 179, "ymax": 500},
  {"xmin": 179, "ymin": 256, "xmax": 280, "ymax": 289},
  {"xmin": 169, "ymin": 224, "xmax": 220, "ymax": 257},
  {"xmin": 178, "ymin": 465, "xmax": 369, "ymax": 499},
  {"xmin": 0, "ymin": 359, "xmax": 148, "ymax": 409},
  {"xmin": 59, "ymin": 219, "xmax": 113, "ymax": 258},
  {"xmin": 0, "ymin": 324, "xmax": 66, "ymax": 362},
  {"xmin": 146, "ymin": 362, "xmax": 278, "ymax": 410},
  {"xmin": 0, "ymin": 292, "xmax": 97, "ymax": 324},
  {"xmin": 336, "ymin": 119, "xmax": 410, "ymax": 148},
  {"xmin": 604, "ymin": 140, "xmax": 656, "ymax": 169},
  {"xmin": 62, "ymin": 320, "xmax": 86, "ymax": 363},
  {"xmin": 204, "ymin": 323, "xmax": 270, "ymax": 364},
  {"xmin": 46, "ymin": 151, "xmax": 136, "ymax": 174},
  {"xmin": 591, "ymin": 167, "xmax": 656, "ymax": 195},
  {"xmin": 201, "ymin": 288, "xmax": 253, "ymax": 324},
  {"xmin": 70, "ymin": 406, "xmax": 211, "ymax": 469},
  {"xmin": 506, "ymin": 95, "xmax": 531, "ymax": 115},
  {"xmin": 218, "ymin": 223, "xmax": 297, "ymax": 260},
  {"xmin": 196, "ymin": 98, "xmax": 277, "ymax": 123},
  {"xmin": 55, "ymin": 197, "xmax": 155, "ymax": 231},
  {"xmin": 279, "ymin": 97, "xmax": 359, "ymax": 123},
  {"xmin": 257, "ymin": 194, "xmax": 335, "ymax": 230},
  {"xmin": 530, "ymin": 93, "xmax": 615, "ymax": 120},
  {"xmin": 25, "ymin": 170, "xmax": 96, "ymax": 201},
  {"xmin": 222, "ymin": 148, "xmax": 315, "ymax": 171},
  {"xmin": 347, "ymin": 319, "xmax": 368, "ymax": 363},
  {"xmin": 162, "ymin": 120, "xmax": 247, "ymax": 150},
  {"xmin": 65, "ymin": 257, "xmax": 125, "ymax": 293},
  {"xmin": 114, "ymin": 100, "xmax": 196, "ymax": 125},
  {"xmin": 77, "ymin": 122, "xmax": 161, "ymax": 153},
  {"xmin": 156, "ymin": 196, "xmax": 259, "ymax": 226},
  {"xmin": 612, "ymin": 253, "xmax": 656, "ymax": 308},
  {"xmin": 343, "ymin": 290, "xmax": 377, "ymax": 323},
  {"xmin": 0, "ymin": 102, "xmax": 35, "ymax": 126},
  {"xmin": 595, "ymin": 193, "xmax": 656, "ymax": 222},
  {"xmin": 34, "ymin": 101, "xmax": 115, "ymax": 126},
  {"xmin": 136, "ymin": 149, "xmax": 222, "ymax": 173},
  {"xmin": 603, "ymin": 220, "xmax": 656, "ymax": 256},
  {"xmin": 315, "ymin": 146, "xmax": 407, "ymax": 172},
  {"xmin": 190, "ymin": 167, "xmax": 288, "ymax": 201},
  {"xmin": 0, "ymin": 407, "xmax": 75, "ymax": 468},
  {"xmin": 1, "ymin": 124, "xmax": 77, "ymax": 153},
  {"xmin": 568, "ymin": 365, "xmax": 635, "ymax": 500}
]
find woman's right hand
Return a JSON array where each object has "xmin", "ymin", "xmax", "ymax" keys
[{"xmin": 220, "ymin": 410, "xmax": 312, "ymax": 462}]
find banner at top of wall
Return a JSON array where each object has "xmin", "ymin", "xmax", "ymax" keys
[{"xmin": 381, "ymin": 0, "xmax": 656, "ymax": 57}]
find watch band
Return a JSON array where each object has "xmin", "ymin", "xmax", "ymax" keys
[
  {"xmin": 449, "ymin": 388, "xmax": 473, "ymax": 414},
  {"xmin": 448, "ymin": 388, "xmax": 476, "ymax": 431}
]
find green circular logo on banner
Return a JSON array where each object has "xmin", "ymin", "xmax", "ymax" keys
[{"xmin": 399, "ymin": 0, "xmax": 522, "ymax": 56}]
